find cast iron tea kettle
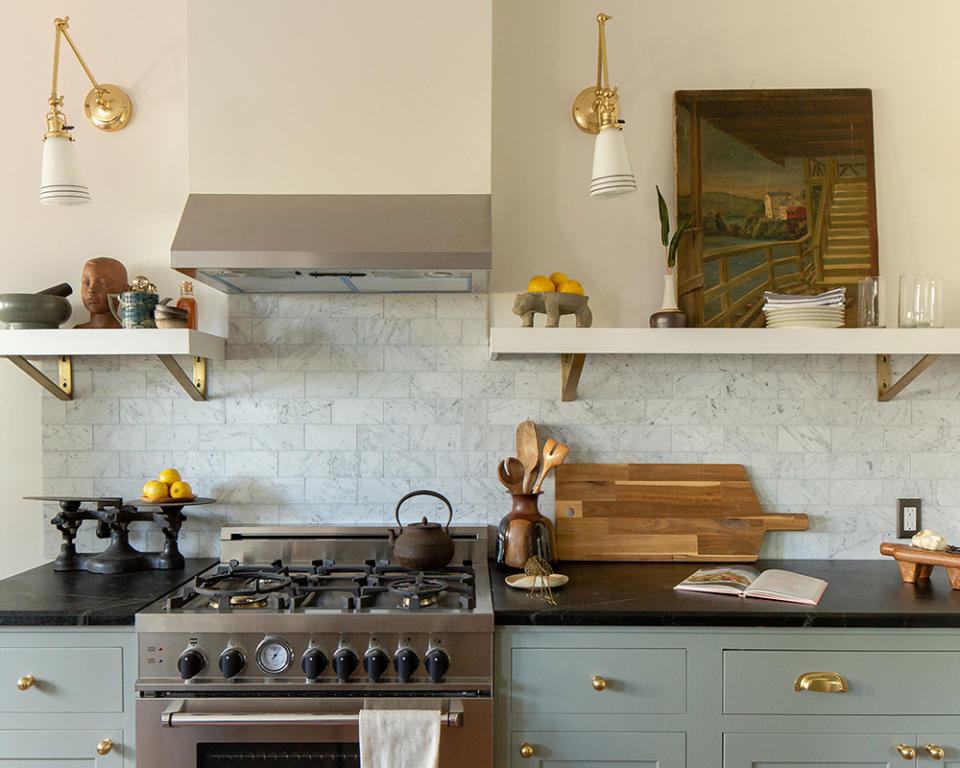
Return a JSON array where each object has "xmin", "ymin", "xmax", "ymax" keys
[{"xmin": 388, "ymin": 490, "xmax": 455, "ymax": 571}]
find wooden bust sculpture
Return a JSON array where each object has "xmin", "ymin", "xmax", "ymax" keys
[{"xmin": 74, "ymin": 257, "xmax": 128, "ymax": 329}]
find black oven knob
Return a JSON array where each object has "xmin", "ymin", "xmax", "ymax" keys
[
  {"xmin": 363, "ymin": 648, "xmax": 390, "ymax": 683},
  {"xmin": 301, "ymin": 648, "xmax": 328, "ymax": 680},
  {"xmin": 424, "ymin": 647, "xmax": 450, "ymax": 683},
  {"xmin": 178, "ymin": 648, "xmax": 206, "ymax": 680},
  {"xmin": 218, "ymin": 648, "xmax": 245, "ymax": 679},
  {"xmin": 333, "ymin": 647, "xmax": 359, "ymax": 682},
  {"xmin": 393, "ymin": 648, "xmax": 419, "ymax": 683}
]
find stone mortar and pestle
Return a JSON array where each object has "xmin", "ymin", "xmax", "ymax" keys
[{"xmin": 0, "ymin": 283, "xmax": 73, "ymax": 329}]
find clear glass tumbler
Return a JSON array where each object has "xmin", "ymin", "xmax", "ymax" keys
[
  {"xmin": 899, "ymin": 274, "xmax": 920, "ymax": 327},
  {"xmin": 857, "ymin": 276, "xmax": 886, "ymax": 327},
  {"xmin": 900, "ymin": 274, "xmax": 944, "ymax": 328}
]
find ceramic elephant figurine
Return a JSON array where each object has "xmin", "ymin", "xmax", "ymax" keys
[{"xmin": 513, "ymin": 291, "xmax": 592, "ymax": 328}]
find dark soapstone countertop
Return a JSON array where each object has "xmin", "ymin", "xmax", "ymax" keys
[
  {"xmin": 0, "ymin": 559, "xmax": 217, "ymax": 627},
  {"xmin": 490, "ymin": 559, "xmax": 960, "ymax": 628}
]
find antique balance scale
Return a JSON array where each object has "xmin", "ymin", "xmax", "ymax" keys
[{"xmin": 25, "ymin": 495, "xmax": 214, "ymax": 574}]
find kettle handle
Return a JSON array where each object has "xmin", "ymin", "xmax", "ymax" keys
[{"xmin": 394, "ymin": 490, "xmax": 454, "ymax": 533}]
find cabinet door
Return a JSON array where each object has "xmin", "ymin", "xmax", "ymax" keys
[
  {"xmin": 0, "ymin": 730, "xmax": 123, "ymax": 767},
  {"xmin": 510, "ymin": 731, "xmax": 684, "ymax": 768},
  {"xmin": 724, "ymin": 733, "xmax": 915, "ymax": 767},
  {"xmin": 918, "ymin": 735, "xmax": 960, "ymax": 765}
]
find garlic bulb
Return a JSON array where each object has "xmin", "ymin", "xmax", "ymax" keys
[{"xmin": 911, "ymin": 529, "xmax": 947, "ymax": 551}]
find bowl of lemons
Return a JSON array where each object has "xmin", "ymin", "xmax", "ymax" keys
[
  {"xmin": 142, "ymin": 468, "xmax": 196, "ymax": 503},
  {"xmin": 513, "ymin": 272, "xmax": 592, "ymax": 328}
]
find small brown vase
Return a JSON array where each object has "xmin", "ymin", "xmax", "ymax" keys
[
  {"xmin": 496, "ymin": 493, "xmax": 557, "ymax": 570},
  {"xmin": 649, "ymin": 272, "xmax": 689, "ymax": 327}
]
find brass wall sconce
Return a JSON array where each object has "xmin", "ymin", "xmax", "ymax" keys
[
  {"xmin": 571, "ymin": 13, "xmax": 636, "ymax": 198},
  {"xmin": 41, "ymin": 16, "xmax": 133, "ymax": 205}
]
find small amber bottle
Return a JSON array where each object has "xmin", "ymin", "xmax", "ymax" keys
[{"xmin": 176, "ymin": 280, "xmax": 198, "ymax": 330}]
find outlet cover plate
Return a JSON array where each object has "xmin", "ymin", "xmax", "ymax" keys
[{"xmin": 898, "ymin": 498, "xmax": 921, "ymax": 538}]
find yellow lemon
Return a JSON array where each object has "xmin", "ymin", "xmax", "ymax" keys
[
  {"xmin": 169, "ymin": 481, "xmax": 193, "ymax": 499},
  {"xmin": 143, "ymin": 480, "xmax": 169, "ymax": 499},
  {"xmin": 549, "ymin": 272, "xmax": 568, "ymax": 287},
  {"xmin": 557, "ymin": 279, "xmax": 585, "ymax": 295},
  {"xmin": 158, "ymin": 468, "xmax": 181, "ymax": 484},
  {"xmin": 527, "ymin": 275, "xmax": 556, "ymax": 293}
]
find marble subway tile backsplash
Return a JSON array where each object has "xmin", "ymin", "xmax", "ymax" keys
[{"xmin": 39, "ymin": 294, "xmax": 960, "ymax": 561}]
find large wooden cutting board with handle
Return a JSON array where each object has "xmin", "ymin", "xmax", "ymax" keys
[{"xmin": 555, "ymin": 464, "xmax": 807, "ymax": 562}]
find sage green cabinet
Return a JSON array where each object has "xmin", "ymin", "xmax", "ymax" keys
[
  {"xmin": 0, "ymin": 729, "xmax": 123, "ymax": 767},
  {"xmin": 0, "ymin": 629, "xmax": 135, "ymax": 766},
  {"xmin": 496, "ymin": 626, "xmax": 960, "ymax": 768},
  {"xmin": 723, "ymin": 732, "xmax": 917, "ymax": 766},
  {"xmin": 510, "ymin": 730, "xmax": 685, "ymax": 768}
]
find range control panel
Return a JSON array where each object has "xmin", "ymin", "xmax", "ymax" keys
[{"xmin": 139, "ymin": 632, "xmax": 491, "ymax": 688}]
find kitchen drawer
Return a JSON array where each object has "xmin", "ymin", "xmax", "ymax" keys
[
  {"xmin": 0, "ymin": 647, "xmax": 123, "ymax": 713},
  {"xmin": 724, "ymin": 649, "xmax": 960, "ymax": 715},
  {"xmin": 510, "ymin": 647, "xmax": 685, "ymax": 714},
  {"xmin": 0, "ymin": 729, "xmax": 123, "ymax": 766},
  {"xmin": 511, "ymin": 730, "xmax": 684, "ymax": 768},
  {"xmin": 724, "ymin": 732, "xmax": 917, "ymax": 767}
]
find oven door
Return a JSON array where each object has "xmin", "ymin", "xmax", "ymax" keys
[{"xmin": 136, "ymin": 696, "xmax": 491, "ymax": 768}]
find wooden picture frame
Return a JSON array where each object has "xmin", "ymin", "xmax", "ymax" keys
[{"xmin": 674, "ymin": 89, "xmax": 878, "ymax": 327}]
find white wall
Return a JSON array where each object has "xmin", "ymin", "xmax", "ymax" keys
[
  {"xmin": 0, "ymin": 0, "xmax": 192, "ymax": 576},
  {"xmin": 187, "ymin": 0, "xmax": 492, "ymax": 193},
  {"xmin": 492, "ymin": 0, "xmax": 960, "ymax": 328}
]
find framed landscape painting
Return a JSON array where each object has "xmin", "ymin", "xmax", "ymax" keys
[{"xmin": 673, "ymin": 89, "xmax": 878, "ymax": 327}]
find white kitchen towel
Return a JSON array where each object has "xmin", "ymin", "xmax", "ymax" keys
[{"xmin": 359, "ymin": 709, "xmax": 440, "ymax": 768}]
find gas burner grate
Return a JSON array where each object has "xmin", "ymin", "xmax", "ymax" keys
[{"xmin": 164, "ymin": 558, "xmax": 478, "ymax": 613}]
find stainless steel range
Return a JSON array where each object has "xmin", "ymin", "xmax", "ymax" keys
[{"xmin": 135, "ymin": 525, "xmax": 493, "ymax": 768}]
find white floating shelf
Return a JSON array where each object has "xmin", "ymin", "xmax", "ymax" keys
[
  {"xmin": 0, "ymin": 329, "xmax": 226, "ymax": 401},
  {"xmin": 489, "ymin": 327, "xmax": 960, "ymax": 402},
  {"xmin": 0, "ymin": 329, "xmax": 225, "ymax": 359},
  {"xmin": 489, "ymin": 327, "xmax": 960, "ymax": 358}
]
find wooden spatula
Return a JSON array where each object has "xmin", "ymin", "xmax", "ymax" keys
[
  {"xmin": 516, "ymin": 419, "xmax": 540, "ymax": 493},
  {"xmin": 532, "ymin": 438, "xmax": 570, "ymax": 494},
  {"xmin": 497, "ymin": 457, "xmax": 526, "ymax": 494}
]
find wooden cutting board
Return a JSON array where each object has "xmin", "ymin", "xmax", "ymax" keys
[{"xmin": 555, "ymin": 464, "xmax": 807, "ymax": 562}]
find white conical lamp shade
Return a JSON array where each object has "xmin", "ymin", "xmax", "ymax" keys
[
  {"xmin": 590, "ymin": 124, "xmax": 637, "ymax": 198},
  {"xmin": 40, "ymin": 136, "xmax": 91, "ymax": 205}
]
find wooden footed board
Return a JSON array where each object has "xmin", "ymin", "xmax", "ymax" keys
[{"xmin": 555, "ymin": 464, "xmax": 807, "ymax": 562}]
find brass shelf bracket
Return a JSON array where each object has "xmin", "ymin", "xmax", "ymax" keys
[
  {"xmin": 4, "ymin": 355, "xmax": 73, "ymax": 400},
  {"xmin": 877, "ymin": 353, "xmax": 939, "ymax": 401},
  {"xmin": 561, "ymin": 353, "xmax": 586, "ymax": 401},
  {"xmin": 157, "ymin": 355, "xmax": 207, "ymax": 401}
]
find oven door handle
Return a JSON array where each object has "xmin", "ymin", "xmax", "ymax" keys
[{"xmin": 160, "ymin": 701, "xmax": 464, "ymax": 728}]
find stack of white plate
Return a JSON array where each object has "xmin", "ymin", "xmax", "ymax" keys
[{"xmin": 764, "ymin": 306, "xmax": 844, "ymax": 328}]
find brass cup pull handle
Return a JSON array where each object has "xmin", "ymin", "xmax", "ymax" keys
[
  {"xmin": 592, "ymin": 675, "xmax": 607, "ymax": 691},
  {"xmin": 897, "ymin": 744, "xmax": 916, "ymax": 760},
  {"xmin": 793, "ymin": 671, "xmax": 848, "ymax": 693},
  {"xmin": 519, "ymin": 742, "xmax": 534, "ymax": 759},
  {"xmin": 926, "ymin": 744, "xmax": 945, "ymax": 760},
  {"xmin": 96, "ymin": 739, "xmax": 114, "ymax": 756},
  {"xmin": 16, "ymin": 675, "xmax": 34, "ymax": 691}
]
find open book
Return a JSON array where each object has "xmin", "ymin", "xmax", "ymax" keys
[{"xmin": 674, "ymin": 566, "xmax": 827, "ymax": 606}]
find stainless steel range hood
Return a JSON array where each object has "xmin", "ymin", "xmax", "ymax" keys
[{"xmin": 171, "ymin": 194, "xmax": 491, "ymax": 293}]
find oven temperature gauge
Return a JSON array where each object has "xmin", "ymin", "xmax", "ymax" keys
[{"xmin": 255, "ymin": 636, "xmax": 293, "ymax": 674}]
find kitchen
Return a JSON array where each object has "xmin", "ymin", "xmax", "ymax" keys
[{"xmin": 2, "ymin": 0, "xmax": 960, "ymax": 766}]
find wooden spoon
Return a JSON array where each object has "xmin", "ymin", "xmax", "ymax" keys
[
  {"xmin": 516, "ymin": 419, "xmax": 540, "ymax": 493},
  {"xmin": 497, "ymin": 457, "xmax": 526, "ymax": 494},
  {"xmin": 532, "ymin": 439, "xmax": 570, "ymax": 494}
]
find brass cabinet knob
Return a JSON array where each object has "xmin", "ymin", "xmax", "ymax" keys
[
  {"xmin": 896, "ymin": 744, "xmax": 916, "ymax": 760},
  {"xmin": 926, "ymin": 743, "xmax": 945, "ymax": 760},
  {"xmin": 16, "ymin": 675, "xmax": 34, "ymax": 691},
  {"xmin": 519, "ymin": 742, "xmax": 534, "ymax": 759},
  {"xmin": 793, "ymin": 671, "xmax": 848, "ymax": 693},
  {"xmin": 591, "ymin": 675, "xmax": 607, "ymax": 691},
  {"xmin": 96, "ymin": 739, "xmax": 114, "ymax": 756}
]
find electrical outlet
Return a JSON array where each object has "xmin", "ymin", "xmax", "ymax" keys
[{"xmin": 897, "ymin": 498, "xmax": 921, "ymax": 538}]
